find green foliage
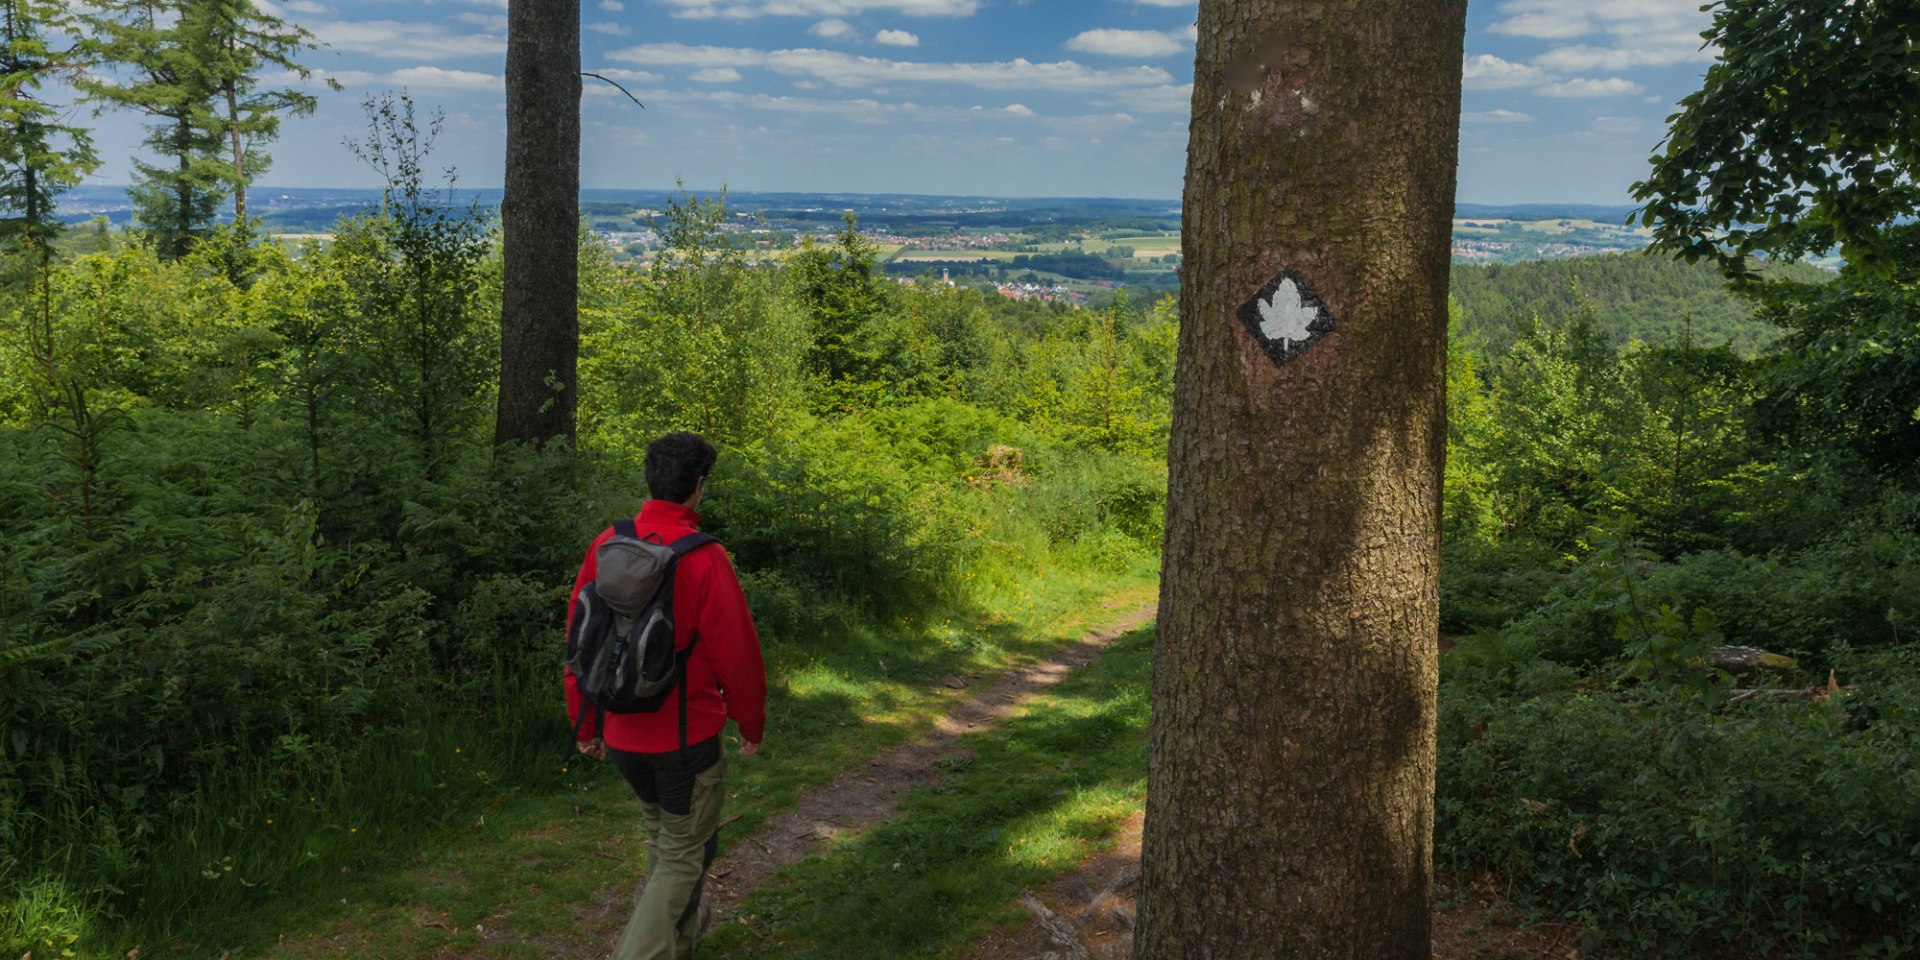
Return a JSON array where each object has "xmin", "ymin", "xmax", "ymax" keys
[
  {"xmin": 1440, "ymin": 645, "xmax": 1920, "ymax": 958},
  {"xmin": 791, "ymin": 211, "xmax": 883, "ymax": 406},
  {"xmin": 1439, "ymin": 237, "xmax": 1920, "ymax": 955},
  {"xmin": 78, "ymin": 0, "xmax": 229, "ymax": 258},
  {"xmin": 0, "ymin": 0, "xmax": 97, "ymax": 252},
  {"xmin": 0, "ymin": 165, "xmax": 1173, "ymax": 955},
  {"xmin": 1748, "ymin": 228, "xmax": 1920, "ymax": 475},
  {"xmin": 1447, "ymin": 253, "xmax": 1829, "ymax": 357},
  {"xmin": 1631, "ymin": 0, "xmax": 1920, "ymax": 276},
  {"xmin": 187, "ymin": 0, "xmax": 332, "ymax": 217}
]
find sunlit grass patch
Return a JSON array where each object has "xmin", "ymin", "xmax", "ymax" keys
[{"xmin": 705, "ymin": 624, "xmax": 1154, "ymax": 960}]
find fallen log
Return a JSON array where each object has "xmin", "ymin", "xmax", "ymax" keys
[
  {"xmin": 1696, "ymin": 645, "xmax": 1799, "ymax": 675},
  {"xmin": 1729, "ymin": 670, "xmax": 1844, "ymax": 704}
]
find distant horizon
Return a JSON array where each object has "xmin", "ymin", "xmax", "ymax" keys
[{"xmin": 59, "ymin": 182, "xmax": 1644, "ymax": 214}]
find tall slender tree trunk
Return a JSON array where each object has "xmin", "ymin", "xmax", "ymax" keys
[
  {"xmin": 1134, "ymin": 1, "xmax": 1465, "ymax": 958},
  {"xmin": 226, "ymin": 76, "xmax": 246, "ymax": 221},
  {"xmin": 19, "ymin": 114, "xmax": 40, "ymax": 228},
  {"xmin": 175, "ymin": 111, "xmax": 193, "ymax": 257},
  {"xmin": 496, "ymin": 0, "xmax": 580, "ymax": 449}
]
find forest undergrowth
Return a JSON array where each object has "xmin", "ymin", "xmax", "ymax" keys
[{"xmin": 5, "ymin": 134, "xmax": 1920, "ymax": 955}]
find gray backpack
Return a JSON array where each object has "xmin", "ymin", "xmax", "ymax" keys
[{"xmin": 566, "ymin": 517, "xmax": 716, "ymax": 745}]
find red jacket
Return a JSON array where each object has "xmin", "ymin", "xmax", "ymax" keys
[{"xmin": 564, "ymin": 499, "xmax": 767, "ymax": 753}]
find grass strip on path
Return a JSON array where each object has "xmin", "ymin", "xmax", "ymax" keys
[{"xmin": 702, "ymin": 622, "xmax": 1156, "ymax": 960}]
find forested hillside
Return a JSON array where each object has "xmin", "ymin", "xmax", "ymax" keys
[
  {"xmin": 1449, "ymin": 252, "xmax": 1832, "ymax": 355},
  {"xmin": 9, "ymin": 186, "xmax": 1919, "ymax": 958},
  {"xmin": 4, "ymin": 80, "xmax": 1918, "ymax": 960},
  {"xmin": 0, "ymin": 158, "xmax": 1177, "ymax": 954}
]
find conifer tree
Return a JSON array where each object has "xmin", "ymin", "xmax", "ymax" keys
[
  {"xmin": 187, "ymin": 0, "xmax": 330, "ymax": 222},
  {"xmin": 0, "ymin": 0, "xmax": 95, "ymax": 253},
  {"xmin": 2, "ymin": 0, "xmax": 97, "ymax": 407},
  {"xmin": 792, "ymin": 211, "xmax": 883, "ymax": 404},
  {"xmin": 79, "ymin": 0, "xmax": 226, "ymax": 258}
]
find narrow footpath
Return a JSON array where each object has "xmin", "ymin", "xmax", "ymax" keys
[{"xmin": 563, "ymin": 601, "xmax": 1160, "ymax": 955}]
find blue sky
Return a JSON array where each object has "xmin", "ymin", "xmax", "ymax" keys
[{"xmin": 75, "ymin": 0, "xmax": 1720, "ymax": 203}]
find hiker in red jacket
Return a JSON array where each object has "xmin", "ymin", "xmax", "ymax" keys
[{"xmin": 565, "ymin": 432, "xmax": 766, "ymax": 960}]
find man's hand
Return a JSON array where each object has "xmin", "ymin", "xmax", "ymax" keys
[
  {"xmin": 739, "ymin": 737, "xmax": 761, "ymax": 758},
  {"xmin": 577, "ymin": 738, "xmax": 607, "ymax": 761}
]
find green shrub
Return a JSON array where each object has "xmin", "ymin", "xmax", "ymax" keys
[{"xmin": 1440, "ymin": 645, "xmax": 1920, "ymax": 958}]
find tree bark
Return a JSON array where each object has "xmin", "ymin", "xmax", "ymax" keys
[
  {"xmin": 226, "ymin": 75, "xmax": 246, "ymax": 221},
  {"xmin": 496, "ymin": 0, "xmax": 581, "ymax": 449},
  {"xmin": 1134, "ymin": 2, "xmax": 1465, "ymax": 958}
]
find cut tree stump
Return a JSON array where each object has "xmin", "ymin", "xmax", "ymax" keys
[{"xmin": 1697, "ymin": 645, "xmax": 1799, "ymax": 675}]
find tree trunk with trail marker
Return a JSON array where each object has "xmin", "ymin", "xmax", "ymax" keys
[
  {"xmin": 497, "ymin": 0, "xmax": 581, "ymax": 449},
  {"xmin": 1135, "ymin": 1, "xmax": 1465, "ymax": 957}
]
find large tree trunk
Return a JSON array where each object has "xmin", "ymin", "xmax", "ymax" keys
[
  {"xmin": 496, "ymin": 0, "xmax": 580, "ymax": 449},
  {"xmin": 1134, "ymin": 2, "xmax": 1465, "ymax": 958}
]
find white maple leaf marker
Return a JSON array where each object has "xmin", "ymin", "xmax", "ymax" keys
[{"xmin": 1257, "ymin": 278, "xmax": 1320, "ymax": 348}]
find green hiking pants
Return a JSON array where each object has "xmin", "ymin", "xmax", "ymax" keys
[{"xmin": 608, "ymin": 742, "xmax": 727, "ymax": 960}]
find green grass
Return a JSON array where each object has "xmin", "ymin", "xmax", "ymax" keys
[
  {"xmin": 706, "ymin": 623, "xmax": 1155, "ymax": 959},
  {"xmin": 1100, "ymin": 235, "xmax": 1181, "ymax": 257},
  {"xmin": 38, "ymin": 567, "xmax": 1157, "ymax": 960}
]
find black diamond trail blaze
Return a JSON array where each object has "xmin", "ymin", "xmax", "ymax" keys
[{"xmin": 1236, "ymin": 269, "xmax": 1335, "ymax": 368}]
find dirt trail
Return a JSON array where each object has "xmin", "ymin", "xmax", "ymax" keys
[{"xmin": 700, "ymin": 600, "xmax": 1158, "ymax": 918}]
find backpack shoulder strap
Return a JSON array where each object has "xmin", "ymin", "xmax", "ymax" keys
[
  {"xmin": 613, "ymin": 517, "xmax": 638, "ymax": 539},
  {"xmin": 667, "ymin": 532, "xmax": 717, "ymax": 558}
]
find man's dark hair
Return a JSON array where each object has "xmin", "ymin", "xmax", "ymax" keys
[{"xmin": 645, "ymin": 432, "xmax": 718, "ymax": 503}]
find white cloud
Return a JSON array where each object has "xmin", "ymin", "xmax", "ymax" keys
[
  {"xmin": 282, "ymin": 0, "xmax": 332, "ymax": 14},
  {"xmin": 1491, "ymin": 0, "xmax": 1713, "ymax": 71},
  {"xmin": 609, "ymin": 43, "xmax": 1174, "ymax": 91},
  {"xmin": 600, "ymin": 0, "xmax": 625, "ymax": 8},
  {"xmin": 1489, "ymin": 10, "xmax": 1589, "ymax": 39},
  {"xmin": 1536, "ymin": 76, "xmax": 1644, "ymax": 97},
  {"xmin": 310, "ymin": 19, "xmax": 505, "ymax": 60},
  {"xmin": 585, "ymin": 67, "xmax": 660, "ymax": 81},
  {"xmin": 809, "ymin": 18, "xmax": 856, "ymax": 38},
  {"xmin": 1098, "ymin": 82, "xmax": 1191, "ymax": 114},
  {"xmin": 1065, "ymin": 28, "xmax": 1187, "ymax": 58},
  {"xmin": 1532, "ymin": 43, "xmax": 1711, "ymax": 72},
  {"xmin": 390, "ymin": 66, "xmax": 499, "ymax": 90},
  {"xmin": 658, "ymin": 0, "xmax": 977, "ymax": 20},
  {"xmin": 1461, "ymin": 53, "xmax": 1548, "ymax": 90},
  {"xmin": 1002, "ymin": 103, "xmax": 1033, "ymax": 115},
  {"xmin": 1462, "ymin": 108, "xmax": 1534, "ymax": 123},
  {"xmin": 692, "ymin": 67, "xmax": 744, "ymax": 82},
  {"xmin": 875, "ymin": 29, "xmax": 919, "ymax": 46},
  {"xmin": 455, "ymin": 12, "xmax": 508, "ymax": 30},
  {"xmin": 587, "ymin": 22, "xmax": 631, "ymax": 36}
]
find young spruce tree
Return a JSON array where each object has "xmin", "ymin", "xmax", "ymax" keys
[
  {"xmin": 2, "ymin": 0, "xmax": 98, "ymax": 407},
  {"xmin": 80, "ymin": 0, "xmax": 226, "ymax": 258},
  {"xmin": 0, "ymin": 0, "xmax": 96, "ymax": 252},
  {"xmin": 189, "ymin": 0, "xmax": 331, "ymax": 222}
]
